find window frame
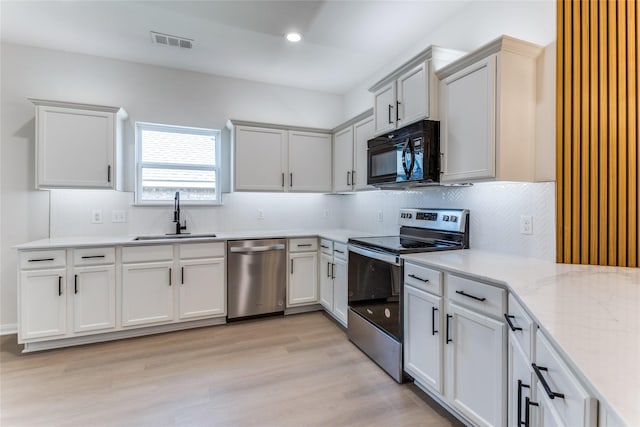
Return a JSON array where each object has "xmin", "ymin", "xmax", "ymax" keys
[{"xmin": 134, "ymin": 121, "xmax": 222, "ymax": 206}]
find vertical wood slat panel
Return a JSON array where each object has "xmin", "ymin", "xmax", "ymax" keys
[{"xmin": 557, "ymin": 0, "xmax": 639, "ymax": 267}]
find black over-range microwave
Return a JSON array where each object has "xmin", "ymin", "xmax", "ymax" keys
[{"xmin": 367, "ymin": 120, "xmax": 440, "ymax": 187}]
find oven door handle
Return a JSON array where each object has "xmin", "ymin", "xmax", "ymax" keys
[{"xmin": 348, "ymin": 244, "xmax": 402, "ymax": 266}]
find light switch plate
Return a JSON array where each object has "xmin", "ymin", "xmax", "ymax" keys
[
  {"xmin": 112, "ymin": 210, "xmax": 126, "ymax": 223},
  {"xmin": 520, "ymin": 215, "xmax": 533, "ymax": 235},
  {"xmin": 92, "ymin": 209, "xmax": 103, "ymax": 224}
]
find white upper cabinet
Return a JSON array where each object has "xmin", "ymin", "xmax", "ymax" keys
[
  {"xmin": 229, "ymin": 121, "xmax": 331, "ymax": 193},
  {"xmin": 333, "ymin": 126, "xmax": 354, "ymax": 192},
  {"xmin": 352, "ymin": 116, "xmax": 374, "ymax": 191},
  {"xmin": 30, "ymin": 99, "xmax": 127, "ymax": 190},
  {"xmin": 437, "ymin": 36, "xmax": 543, "ymax": 183},
  {"xmin": 332, "ymin": 111, "xmax": 374, "ymax": 192},
  {"xmin": 370, "ymin": 47, "xmax": 465, "ymax": 137}
]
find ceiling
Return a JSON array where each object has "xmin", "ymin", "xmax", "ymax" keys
[{"xmin": 0, "ymin": 1, "xmax": 473, "ymax": 94}]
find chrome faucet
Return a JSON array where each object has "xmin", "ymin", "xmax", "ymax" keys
[{"xmin": 173, "ymin": 191, "xmax": 187, "ymax": 235}]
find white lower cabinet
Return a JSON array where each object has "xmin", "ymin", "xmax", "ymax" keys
[
  {"xmin": 19, "ymin": 268, "xmax": 67, "ymax": 340},
  {"xmin": 332, "ymin": 256, "xmax": 348, "ymax": 324},
  {"xmin": 403, "ymin": 284, "xmax": 443, "ymax": 394},
  {"xmin": 121, "ymin": 261, "xmax": 175, "ymax": 327},
  {"xmin": 318, "ymin": 240, "xmax": 348, "ymax": 326},
  {"xmin": 319, "ymin": 251, "xmax": 334, "ymax": 310},
  {"xmin": 72, "ymin": 265, "xmax": 116, "ymax": 333},
  {"xmin": 445, "ymin": 301, "xmax": 506, "ymax": 427},
  {"xmin": 508, "ymin": 330, "xmax": 535, "ymax": 427},
  {"xmin": 179, "ymin": 258, "xmax": 225, "ymax": 319},
  {"xmin": 288, "ymin": 238, "xmax": 319, "ymax": 307}
]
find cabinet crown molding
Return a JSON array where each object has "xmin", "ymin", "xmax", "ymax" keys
[
  {"xmin": 29, "ymin": 98, "xmax": 127, "ymax": 118},
  {"xmin": 226, "ymin": 119, "xmax": 331, "ymax": 134},
  {"xmin": 436, "ymin": 35, "xmax": 543, "ymax": 80}
]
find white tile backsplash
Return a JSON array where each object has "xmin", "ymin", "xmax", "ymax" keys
[{"xmin": 50, "ymin": 182, "xmax": 555, "ymax": 261}]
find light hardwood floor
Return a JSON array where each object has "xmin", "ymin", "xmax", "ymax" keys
[{"xmin": 1, "ymin": 312, "xmax": 462, "ymax": 427}]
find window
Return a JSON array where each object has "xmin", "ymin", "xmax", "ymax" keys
[{"xmin": 135, "ymin": 122, "xmax": 221, "ymax": 205}]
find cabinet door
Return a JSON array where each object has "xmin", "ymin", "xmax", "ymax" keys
[
  {"xmin": 404, "ymin": 284, "xmax": 443, "ymax": 394},
  {"xmin": 37, "ymin": 105, "xmax": 114, "ymax": 188},
  {"xmin": 332, "ymin": 257, "xmax": 348, "ymax": 326},
  {"xmin": 122, "ymin": 262, "xmax": 174, "ymax": 327},
  {"xmin": 234, "ymin": 126, "xmax": 287, "ymax": 191},
  {"xmin": 353, "ymin": 116, "xmax": 374, "ymax": 191},
  {"xmin": 288, "ymin": 131, "xmax": 332, "ymax": 192},
  {"xmin": 179, "ymin": 258, "xmax": 225, "ymax": 319},
  {"xmin": 287, "ymin": 252, "xmax": 318, "ymax": 307},
  {"xmin": 446, "ymin": 302, "xmax": 506, "ymax": 427},
  {"xmin": 19, "ymin": 269, "xmax": 67, "ymax": 340},
  {"xmin": 72, "ymin": 265, "xmax": 116, "ymax": 333},
  {"xmin": 373, "ymin": 82, "xmax": 397, "ymax": 136},
  {"xmin": 508, "ymin": 333, "xmax": 535, "ymax": 427},
  {"xmin": 333, "ymin": 127, "xmax": 354, "ymax": 192},
  {"xmin": 319, "ymin": 252, "xmax": 334, "ymax": 311},
  {"xmin": 440, "ymin": 56, "xmax": 497, "ymax": 183},
  {"xmin": 397, "ymin": 61, "xmax": 429, "ymax": 125}
]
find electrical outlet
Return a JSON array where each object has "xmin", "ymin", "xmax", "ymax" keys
[
  {"xmin": 92, "ymin": 209, "xmax": 103, "ymax": 224},
  {"xmin": 257, "ymin": 209, "xmax": 264, "ymax": 220},
  {"xmin": 377, "ymin": 210, "xmax": 384, "ymax": 222},
  {"xmin": 111, "ymin": 210, "xmax": 126, "ymax": 223},
  {"xmin": 520, "ymin": 215, "xmax": 533, "ymax": 235}
]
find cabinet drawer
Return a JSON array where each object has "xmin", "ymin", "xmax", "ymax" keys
[
  {"xmin": 20, "ymin": 250, "xmax": 66, "ymax": 269},
  {"xmin": 179, "ymin": 242, "xmax": 225, "ymax": 259},
  {"xmin": 534, "ymin": 331, "xmax": 597, "ymax": 427},
  {"xmin": 122, "ymin": 245, "xmax": 173, "ymax": 263},
  {"xmin": 73, "ymin": 247, "xmax": 115, "ymax": 266},
  {"xmin": 506, "ymin": 293, "xmax": 535, "ymax": 360},
  {"xmin": 333, "ymin": 243, "xmax": 347, "ymax": 261},
  {"xmin": 289, "ymin": 238, "xmax": 318, "ymax": 252},
  {"xmin": 320, "ymin": 239, "xmax": 333, "ymax": 254},
  {"xmin": 404, "ymin": 262, "xmax": 442, "ymax": 296},
  {"xmin": 446, "ymin": 274, "xmax": 505, "ymax": 318}
]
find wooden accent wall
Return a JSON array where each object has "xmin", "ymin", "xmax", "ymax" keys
[{"xmin": 557, "ymin": 0, "xmax": 639, "ymax": 267}]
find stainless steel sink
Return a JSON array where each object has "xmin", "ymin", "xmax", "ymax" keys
[{"xmin": 133, "ymin": 234, "xmax": 217, "ymax": 241}]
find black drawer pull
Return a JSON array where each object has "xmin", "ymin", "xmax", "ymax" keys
[
  {"xmin": 74, "ymin": 274, "xmax": 78, "ymax": 294},
  {"xmin": 532, "ymin": 364, "xmax": 565, "ymax": 399},
  {"xmin": 81, "ymin": 255, "xmax": 106, "ymax": 259},
  {"xmin": 504, "ymin": 314, "xmax": 523, "ymax": 331},
  {"xmin": 327, "ymin": 262, "xmax": 331, "ymax": 278},
  {"xmin": 431, "ymin": 307, "xmax": 438, "ymax": 335},
  {"xmin": 321, "ymin": 245, "xmax": 329, "ymax": 249},
  {"xmin": 445, "ymin": 314, "xmax": 453, "ymax": 343},
  {"xmin": 517, "ymin": 379, "xmax": 531, "ymax": 426},
  {"xmin": 524, "ymin": 397, "xmax": 539, "ymax": 427},
  {"xmin": 334, "ymin": 249, "xmax": 344, "ymax": 254},
  {"xmin": 331, "ymin": 263, "xmax": 335, "ymax": 279},
  {"xmin": 297, "ymin": 244, "xmax": 312, "ymax": 247},
  {"xmin": 455, "ymin": 290, "xmax": 486, "ymax": 302},
  {"xmin": 169, "ymin": 268, "xmax": 172, "ymax": 286},
  {"xmin": 28, "ymin": 258, "xmax": 54, "ymax": 262},
  {"xmin": 181, "ymin": 267, "xmax": 184, "ymax": 285},
  {"xmin": 408, "ymin": 273, "xmax": 429, "ymax": 283}
]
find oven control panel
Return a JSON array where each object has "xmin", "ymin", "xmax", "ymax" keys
[{"xmin": 398, "ymin": 208, "xmax": 468, "ymax": 233}]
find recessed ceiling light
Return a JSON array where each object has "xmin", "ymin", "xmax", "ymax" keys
[{"xmin": 286, "ymin": 32, "xmax": 302, "ymax": 43}]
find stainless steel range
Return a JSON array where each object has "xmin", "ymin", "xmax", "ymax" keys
[{"xmin": 347, "ymin": 208, "xmax": 470, "ymax": 382}]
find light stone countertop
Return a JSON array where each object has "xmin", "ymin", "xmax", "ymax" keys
[
  {"xmin": 14, "ymin": 229, "xmax": 372, "ymax": 250},
  {"xmin": 401, "ymin": 249, "xmax": 640, "ymax": 426}
]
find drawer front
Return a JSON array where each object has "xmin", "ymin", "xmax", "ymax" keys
[
  {"xmin": 20, "ymin": 250, "xmax": 66, "ymax": 269},
  {"xmin": 122, "ymin": 245, "xmax": 173, "ymax": 263},
  {"xmin": 289, "ymin": 237, "xmax": 318, "ymax": 252},
  {"xmin": 446, "ymin": 273, "xmax": 505, "ymax": 318},
  {"xmin": 179, "ymin": 242, "xmax": 225, "ymax": 259},
  {"xmin": 404, "ymin": 262, "xmax": 443, "ymax": 296},
  {"xmin": 333, "ymin": 243, "xmax": 347, "ymax": 261},
  {"xmin": 534, "ymin": 331, "xmax": 597, "ymax": 427},
  {"xmin": 506, "ymin": 293, "xmax": 535, "ymax": 360},
  {"xmin": 73, "ymin": 247, "xmax": 115, "ymax": 266},
  {"xmin": 320, "ymin": 239, "xmax": 333, "ymax": 254}
]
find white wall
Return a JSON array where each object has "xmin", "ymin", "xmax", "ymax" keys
[{"xmin": 0, "ymin": 43, "xmax": 344, "ymax": 330}]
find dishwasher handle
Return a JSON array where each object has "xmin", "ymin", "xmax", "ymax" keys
[{"xmin": 229, "ymin": 244, "xmax": 286, "ymax": 254}]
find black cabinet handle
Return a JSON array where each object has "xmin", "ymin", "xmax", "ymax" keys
[
  {"xmin": 408, "ymin": 273, "xmax": 429, "ymax": 283},
  {"xmin": 28, "ymin": 258, "xmax": 54, "ymax": 263},
  {"xmin": 455, "ymin": 290, "xmax": 486, "ymax": 302},
  {"xmin": 297, "ymin": 244, "xmax": 312, "ymax": 247},
  {"xmin": 327, "ymin": 262, "xmax": 331, "ymax": 278},
  {"xmin": 532, "ymin": 364, "xmax": 565, "ymax": 399},
  {"xmin": 181, "ymin": 267, "xmax": 184, "ymax": 285},
  {"xmin": 352, "ymin": 170, "xmax": 356, "ymax": 185},
  {"xmin": 290, "ymin": 259, "xmax": 294, "ymax": 274},
  {"xmin": 431, "ymin": 306, "xmax": 438, "ymax": 335},
  {"xmin": 321, "ymin": 245, "xmax": 329, "ymax": 249},
  {"xmin": 504, "ymin": 314, "xmax": 523, "ymax": 331},
  {"xmin": 281, "ymin": 172, "xmax": 285, "ymax": 187},
  {"xmin": 331, "ymin": 263, "xmax": 335, "ymax": 280},
  {"xmin": 334, "ymin": 249, "xmax": 344, "ymax": 254},
  {"xmin": 388, "ymin": 104, "xmax": 393, "ymax": 124},
  {"xmin": 58, "ymin": 276, "xmax": 62, "ymax": 296},
  {"xmin": 81, "ymin": 255, "xmax": 106, "ymax": 259},
  {"xmin": 396, "ymin": 100, "xmax": 401, "ymax": 121},
  {"xmin": 347, "ymin": 171, "xmax": 351, "ymax": 186},
  {"xmin": 517, "ymin": 379, "xmax": 531, "ymax": 426},
  {"xmin": 169, "ymin": 268, "xmax": 172, "ymax": 286},
  {"xmin": 74, "ymin": 274, "xmax": 78, "ymax": 294},
  {"xmin": 524, "ymin": 397, "xmax": 539, "ymax": 427},
  {"xmin": 290, "ymin": 173, "xmax": 293, "ymax": 187},
  {"xmin": 107, "ymin": 165, "xmax": 111, "ymax": 183},
  {"xmin": 446, "ymin": 314, "xmax": 453, "ymax": 343}
]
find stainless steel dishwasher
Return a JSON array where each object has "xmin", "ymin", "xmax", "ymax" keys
[{"xmin": 227, "ymin": 239, "xmax": 287, "ymax": 320}]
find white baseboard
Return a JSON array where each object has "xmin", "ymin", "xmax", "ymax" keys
[{"xmin": 0, "ymin": 323, "xmax": 18, "ymax": 336}]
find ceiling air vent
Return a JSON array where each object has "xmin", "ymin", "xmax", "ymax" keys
[{"xmin": 150, "ymin": 31, "xmax": 193, "ymax": 49}]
